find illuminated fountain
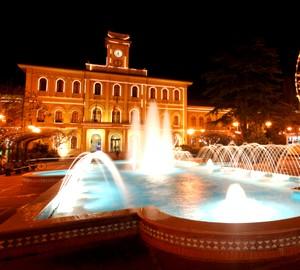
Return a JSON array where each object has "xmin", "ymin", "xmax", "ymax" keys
[{"xmin": 130, "ymin": 102, "xmax": 174, "ymax": 174}]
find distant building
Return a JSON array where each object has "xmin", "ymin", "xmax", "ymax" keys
[{"xmin": 19, "ymin": 31, "xmax": 227, "ymax": 156}]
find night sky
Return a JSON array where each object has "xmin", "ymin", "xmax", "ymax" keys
[{"xmin": 1, "ymin": 2, "xmax": 299, "ymax": 101}]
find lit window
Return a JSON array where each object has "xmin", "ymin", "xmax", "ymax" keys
[
  {"xmin": 113, "ymin": 85, "xmax": 121, "ymax": 96},
  {"xmin": 37, "ymin": 110, "xmax": 45, "ymax": 122},
  {"xmin": 131, "ymin": 86, "xmax": 138, "ymax": 98},
  {"xmin": 71, "ymin": 136, "xmax": 77, "ymax": 149},
  {"xmin": 55, "ymin": 111, "xmax": 63, "ymax": 123},
  {"xmin": 162, "ymin": 89, "xmax": 168, "ymax": 100},
  {"xmin": 191, "ymin": 116, "xmax": 196, "ymax": 127},
  {"xmin": 56, "ymin": 80, "xmax": 64, "ymax": 92},
  {"xmin": 73, "ymin": 81, "xmax": 80, "ymax": 94},
  {"xmin": 150, "ymin": 88, "xmax": 156, "ymax": 99},
  {"xmin": 92, "ymin": 108, "xmax": 101, "ymax": 122},
  {"xmin": 39, "ymin": 78, "xmax": 47, "ymax": 91},
  {"xmin": 94, "ymin": 83, "xmax": 102, "ymax": 95},
  {"xmin": 174, "ymin": 90, "xmax": 180, "ymax": 101},
  {"xmin": 112, "ymin": 109, "xmax": 120, "ymax": 123},
  {"xmin": 71, "ymin": 111, "xmax": 79, "ymax": 123},
  {"xmin": 173, "ymin": 115, "xmax": 179, "ymax": 126}
]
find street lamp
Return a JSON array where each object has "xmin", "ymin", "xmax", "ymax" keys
[
  {"xmin": 265, "ymin": 121, "xmax": 272, "ymax": 128},
  {"xmin": 187, "ymin": 128, "xmax": 195, "ymax": 145}
]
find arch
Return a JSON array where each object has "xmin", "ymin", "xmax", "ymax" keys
[
  {"xmin": 174, "ymin": 89, "xmax": 180, "ymax": 101},
  {"xmin": 112, "ymin": 108, "xmax": 121, "ymax": 123},
  {"xmin": 71, "ymin": 111, "xmax": 79, "ymax": 123},
  {"xmin": 129, "ymin": 108, "xmax": 140, "ymax": 124},
  {"xmin": 162, "ymin": 88, "xmax": 169, "ymax": 100},
  {"xmin": 150, "ymin": 87, "xmax": 156, "ymax": 99},
  {"xmin": 38, "ymin": 77, "xmax": 48, "ymax": 91},
  {"xmin": 72, "ymin": 80, "xmax": 81, "ymax": 94},
  {"xmin": 112, "ymin": 84, "xmax": 121, "ymax": 97},
  {"xmin": 109, "ymin": 133, "xmax": 122, "ymax": 152},
  {"xmin": 131, "ymin": 85, "xmax": 139, "ymax": 98},
  {"xmin": 37, "ymin": 109, "xmax": 45, "ymax": 122},
  {"xmin": 173, "ymin": 115, "xmax": 180, "ymax": 126},
  {"xmin": 91, "ymin": 106, "xmax": 102, "ymax": 122},
  {"xmin": 191, "ymin": 116, "xmax": 196, "ymax": 127},
  {"xmin": 56, "ymin": 79, "xmax": 65, "ymax": 93},
  {"xmin": 94, "ymin": 82, "xmax": 102, "ymax": 95},
  {"xmin": 54, "ymin": 110, "xmax": 63, "ymax": 123},
  {"xmin": 70, "ymin": 136, "xmax": 77, "ymax": 149},
  {"xmin": 199, "ymin": 116, "xmax": 204, "ymax": 127}
]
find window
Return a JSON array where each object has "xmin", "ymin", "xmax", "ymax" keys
[
  {"xmin": 73, "ymin": 81, "xmax": 80, "ymax": 94},
  {"xmin": 112, "ymin": 109, "xmax": 120, "ymax": 123},
  {"xmin": 55, "ymin": 111, "xmax": 63, "ymax": 123},
  {"xmin": 162, "ymin": 89, "xmax": 168, "ymax": 100},
  {"xmin": 199, "ymin": 117, "xmax": 204, "ymax": 127},
  {"xmin": 70, "ymin": 136, "xmax": 77, "ymax": 149},
  {"xmin": 110, "ymin": 135, "xmax": 121, "ymax": 152},
  {"xmin": 130, "ymin": 110, "xmax": 139, "ymax": 124},
  {"xmin": 92, "ymin": 107, "xmax": 101, "ymax": 122},
  {"xmin": 174, "ymin": 90, "xmax": 180, "ymax": 101},
  {"xmin": 94, "ymin": 83, "xmax": 102, "ymax": 95},
  {"xmin": 37, "ymin": 110, "xmax": 45, "ymax": 122},
  {"xmin": 131, "ymin": 86, "xmax": 138, "ymax": 98},
  {"xmin": 56, "ymin": 79, "xmax": 64, "ymax": 92},
  {"xmin": 113, "ymin": 84, "xmax": 121, "ymax": 97},
  {"xmin": 191, "ymin": 116, "xmax": 196, "ymax": 127},
  {"xmin": 38, "ymin": 78, "xmax": 47, "ymax": 91},
  {"xmin": 150, "ymin": 88, "xmax": 156, "ymax": 99},
  {"xmin": 71, "ymin": 111, "xmax": 79, "ymax": 123},
  {"xmin": 173, "ymin": 115, "xmax": 179, "ymax": 126}
]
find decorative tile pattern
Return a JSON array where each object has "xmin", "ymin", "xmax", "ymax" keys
[
  {"xmin": 140, "ymin": 222, "xmax": 300, "ymax": 252},
  {"xmin": 0, "ymin": 219, "xmax": 138, "ymax": 251}
]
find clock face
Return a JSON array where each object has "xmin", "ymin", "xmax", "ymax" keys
[{"xmin": 114, "ymin": 49, "xmax": 123, "ymax": 58}]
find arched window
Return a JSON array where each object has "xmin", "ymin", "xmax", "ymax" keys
[
  {"xmin": 174, "ymin": 90, "xmax": 180, "ymax": 101},
  {"xmin": 173, "ymin": 115, "xmax": 179, "ymax": 126},
  {"xmin": 73, "ymin": 81, "xmax": 80, "ymax": 94},
  {"xmin": 150, "ymin": 88, "xmax": 156, "ymax": 99},
  {"xmin": 113, "ymin": 84, "xmax": 121, "ymax": 97},
  {"xmin": 94, "ymin": 83, "xmax": 102, "ymax": 95},
  {"xmin": 38, "ymin": 78, "xmax": 47, "ymax": 91},
  {"xmin": 110, "ymin": 135, "xmax": 121, "ymax": 152},
  {"xmin": 37, "ymin": 110, "xmax": 45, "ymax": 122},
  {"xmin": 92, "ymin": 107, "xmax": 101, "ymax": 122},
  {"xmin": 162, "ymin": 89, "xmax": 168, "ymax": 100},
  {"xmin": 56, "ymin": 79, "xmax": 64, "ymax": 92},
  {"xmin": 191, "ymin": 116, "xmax": 196, "ymax": 127},
  {"xmin": 71, "ymin": 111, "xmax": 79, "ymax": 123},
  {"xmin": 199, "ymin": 117, "xmax": 204, "ymax": 127},
  {"xmin": 55, "ymin": 111, "xmax": 63, "ymax": 123},
  {"xmin": 112, "ymin": 109, "xmax": 121, "ymax": 123},
  {"xmin": 131, "ymin": 86, "xmax": 138, "ymax": 98},
  {"xmin": 70, "ymin": 136, "xmax": 77, "ymax": 149},
  {"xmin": 130, "ymin": 109, "xmax": 139, "ymax": 124}
]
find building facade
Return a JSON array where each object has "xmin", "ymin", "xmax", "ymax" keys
[{"xmin": 19, "ymin": 32, "xmax": 197, "ymax": 157}]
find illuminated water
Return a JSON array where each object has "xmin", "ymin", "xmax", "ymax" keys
[{"xmin": 39, "ymin": 162, "xmax": 300, "ymax": 223}]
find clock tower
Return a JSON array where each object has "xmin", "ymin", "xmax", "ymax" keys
[{"xmin": 105, "ymin": 31, "xmax": 131, "ymax": 68}]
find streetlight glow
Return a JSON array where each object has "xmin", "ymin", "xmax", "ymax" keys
[
  {"xmin": 187, "ymin": 129, "xmax": 195, "ymax": 135},
  {"xmin": 265, "ymin": 121, "xmax": 272, "ymax": 128}
]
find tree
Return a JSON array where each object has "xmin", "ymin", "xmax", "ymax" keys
[{"xmin": 203, "ymin": 39, "xmax": 291, "ymax": 142}]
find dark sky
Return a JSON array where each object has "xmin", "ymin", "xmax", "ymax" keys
[{"xmin": 1, "ymin": 2, "xmax": 299, "ymax": 100}]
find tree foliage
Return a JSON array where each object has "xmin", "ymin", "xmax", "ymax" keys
[{"xmin": 203, "ymin": 39, "xmax": 293, "ymax": 142}]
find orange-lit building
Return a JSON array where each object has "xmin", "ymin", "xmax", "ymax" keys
[{"xmin": 19, "ymin": 31, "xmax": 226, "ymax": 157}]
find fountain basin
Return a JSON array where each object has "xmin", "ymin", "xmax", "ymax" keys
[
  {"xmin": 139, "ymin": 206, "xmax": 300, "ymax": 262},
  {"xmin": 22, "ymin": 169, "xmax": 67, "ymax": 184}
]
